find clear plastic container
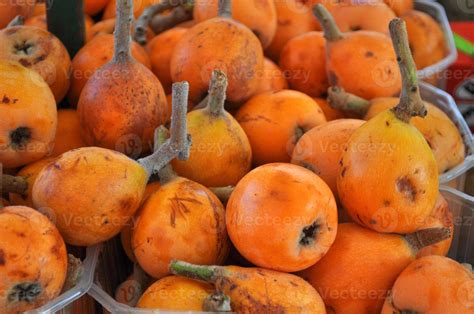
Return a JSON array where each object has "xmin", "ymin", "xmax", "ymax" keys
[
  {"xmin": 25, "ymin": 244, "xmax": 102, "ymax": 314},
  {"xmin": 415, "ymin": 0, "xmax": 458, "ymax": 86},
  {"xmin": 419, "ymin": 82, "xmax": 473, "ymax": 188}
]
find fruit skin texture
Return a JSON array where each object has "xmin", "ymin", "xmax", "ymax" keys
[
  {"xmin": 299, "ymin": 223, "xmax": 417, "ymax": 314},
  {"xmin": 32, "ymin": 147, "xmax": 148, "ymax": 246},
  {"xmin": 146, "ymin": 27, "xmax": 187, "ymax": 94},
  {"xmin": 9, "ymin": 157, "xmax": 56, "ymax": 208},
  {"xmin": 84, "ymin": 0, "xmax": 109, "ymax": 15},
  {"xmin": 193, "ymin": 0, "xmax": 277, "ymax": 49},
  {"xmin": 279, "ymin": 31, "xmax": 327, "ymax": 97},
  {"xmin": 236, "ymin": 90, "xmax": 327, "ymax": 165},
  {"xmin": 314, "ymin": 98, "xmax": 346, "ymax": 121},
  {"xmin": 172, "ymin": 109, "xmax": 252, "ymax": 187},
  {"xmin": 364, "ymin": 98, "xmax": 466, "ymax": 174},
  {"xmin": 381, "ymin": 255, "xmax": 474, "ymax": 314},
  {"xmin": 0, "ymin": 26, "xmax": 71, "ymax": 102},
  {"xmin": 137, "ymin": 276, "xmax": 213, "ymax": 310},
  {"xmin": 0, "ymin": 206, "xmax": 67, "ymax": 314},
  {"xmin": 226, "ymin": 163, "xmax": 338, "ymax": 272},
  {"xmin": 0, "ymin": 60, "xmax": 57, "ymax": 169},
  {"xmin": 0, "ymin": 0, "xmax": 34, "ymax": 29},
  {"xmin": 68, "ymin": 34, "xmax": 151, "ymax": 106},
  {"xmin": 328, "ymin": 2, "xmax": 396, "ymax": 34},
  {"xmin": 49, "ymin": 109, "xmax": 87, "ymax": 158},
  {"xmin": 402, "ymin": 10, "xmax": 447, "ymax": 70},
  {"xmin": 254, "ymin": 58, "xmax": 288, "ymax": 95},
  {"xmin": 328, "ymin": 31, "xmax": 401, "ymax": 99},
  {"xmin": 171, "ymin": 18, "xmax": 264, "ymax": 105},
  {"xmin": 417, "ymin": 194, "xmax": 454, "ymax": 258},
  {"xmin": 78, "ymin": 59, "xmax": 167, "ymax": 154},
  {"xmin": 338, "ymin": 109, "xmax": 439, "ymax": 234},
  {"xmin": 266, "ymin": 0, "xmax": 318, "ymax": 61},
  {"xmin": 384, "ymin": 0, "xmax": 413, "ymax": 16},
  {"xmin": 132, "ymin": 177, "xmax": 229, "ymax": 279},
  {"xmin": 292, "ymin": 119, "xmax": 365, "ymax": 195}
]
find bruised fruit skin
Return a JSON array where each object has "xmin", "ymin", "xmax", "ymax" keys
[
  {"xmin": 226, "ymin": 163, "xmax": 338, "ymax": 272},
  {"xmin": 364, "ymin": 99, "xmax": 466, "ymax": 174},
  {"xmin": 299, "ymin": 223, "xmax": 450, "ymax": 314},
  {"xmin": 266, "ymin": 0, "xmax": 318, "ymax": 62},
  {"xmin": 0, "ymin": 26, "xmax": 72, "ymax": 102},
  {"xmin": 170, "ymin": 9, "xmax": 264, "ymax": 105},
  {"xmin": 236, "ymin": 90, "xmax": 327, "ymax": 165},
  {"xmin": 137, "ymin": 276, "xmax": 214, "ymax": 310},
  {"xmin": 279, "ymin": 31, "xmax": 327, "ymax": 97},
  {"xmin": 292, "ymin": 119, "xmax": 365, "ymax": 196},
  {"xmin": 172, "ymin": 71, "xmax": 252, "ymax": 187},
  {"xmin": 84, "ymin": 0, "xmax": 110, "ymax": 15},
  {"xmin": 78, "ymin": 59, "xmax": 167, "ymax": 154},
  {"xmin": 146, "ymin": 27, "xmax": 187, "ymax": 94},
  {"xmin": 0, "ymin": 60, "xmax": 57, "ymax": 169},
  {"xmin": 9, "ymin": 157, "xmax": 56, "ymax": 208},
  {"xmin": 193, "ymin": 0, "xmax": 277, "ymax": 49},
  {"xmin": 254, "ymin": 58, "xmax": 288, "ymax": 95},
  {"xmin": 49, "ymin": 109, "xmax": 87, "ymax": 158},
  {"xmin": 314, "ymin": 5, "xmax": 401, "ymax": 100},
  {"xmin": 68, "ymin": 34, "xmax": 151, "ymax": 106},
  {"xmin": 384, "ymin": 0, "xmax": 413, "ymax": 16},
  {"xmin": 171, "ymin": 261, "xmax": 327, "ymax": 313},
  {"xmin": 0, "ymin": 0, "xmax": 34, "ymax": 29},
  {"xmin": 402, "ymin": 10, "xmax": 447, "ymax": 70},
  {"xmin": 381, "ymin": 255, "xmax": 474, "ymax": 314},
  {"xmin": 0, "ymin": 206, "xmax": 67, "ymax": 314},
  {"xmin": 417, "ymin": 194, "xmax": 454, "ymax": 258},
  {"xmin": 328, "ymin": 2, "xmax": 396, "ymax": 34},
  {"xmin": 33, "ymin": 147, "xmax": 148, "ymax": 246},
  {"xmin": 132, "ymin": 176, "xmax": 229, "ymax": 279}
]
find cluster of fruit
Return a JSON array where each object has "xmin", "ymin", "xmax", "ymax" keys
[{"xmin": 0, "ymin": 0, "xmax": 472, "ymax": 313}]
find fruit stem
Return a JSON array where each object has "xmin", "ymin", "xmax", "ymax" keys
[
  {"xmin": 1, "ymin": 175, "xmax": 28, "ymax": 196},
  {"xmin": 405, "ymin": 227, "xmax": 451, "ymax": 252},
  {"xmin": 169, "ymin": 260, "xmax": 220, "ymax": 283},
  {"xmin": 218, "ymin": 0, "xmax": 232, "ymax": 18},
  {"xmin": 154, "ymin": 126, "xmax": 178, "ymax": 184},
  {"xmin": 206, "ymin": 70, "xmax": 228, "ymax": 116},
  {"xmin": 210, "ymin": 186, "xmax": 234, "ymax": 204},
  {"xmin": 114, "ymin": 0, "xmax": 133, "ymax": 63},
  {"xmin": 313, "ymin": 4, "xmax": 343, "ymax": 42},
  {"xmin": 61, "ymin": 254, "xmax": 84, "ymax": 292},
  {"xmin": 328, "ymin": 86, "xmax": 371, "ymax": 117},
  {"xmin": 150, "ymin": 6, "xmax": 193, "ymax": 35},
  {"xmin": 7, "ymin": 15, "xmax": 25, "ymax": 27},
  {"xmin": 389, "ymin": 18, "xmax": 427, "ymax": 123},
  {"xmin": 203, "ymin": 292, "xmax": 232, "ymax": 312},
  {"xmin": 134, "ymin": 0, "xmax": 188, "ymax": 45},
  {"xmin": 137, "ymin": 82, "xmax": 192, "ymax": 178}
]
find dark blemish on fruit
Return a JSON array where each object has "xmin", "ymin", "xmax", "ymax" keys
[
  {"xmin": 365, "ymin": 51, "xmax": 374, "ymax": 58},
  {"xmin": 369, "ymin": 219, "xmax": 377, "ymax": 224},
  {"xmin": 289, "ymin": 281, "xmax": 298, "ymax": 287},
  {"xmin": 53, "ymin": 163, "xmax": 61, "ymax": 170},
  {"xmin": 18, "ymin": 59, "xmax": 31, "ymax": 67},
  {"xmin": 0, "ymin": 249, "xmax": 5, "ymax": 266},
  {"xmin": 299, "ymin": 221, "xmax": 319, "ymax": 246},
  {"xmin": 350, "ymin": 25, "xmax": 362, "ymax": 31},
  {"xmin": 383, "ymin": 200, "xmax": 391, "ymax": 206},
  {"xmin": 341, "ymin": 167, "xmax": 347, "ymax": 177},
  {"xmin": 385, "ymin": 121, "xmax": 390, "ymax": 126},
  {"xmin": 396, "ymin": 176, "xmax": 416, "ymax": 202}
]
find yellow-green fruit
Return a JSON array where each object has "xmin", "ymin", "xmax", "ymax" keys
[
  {"xmin": 32, "ymin": 147, "xmax": 148, "ymax": 246},
  {"xmin": 337, "ymin": 110, "xmax": 439, "ymax": 234},
  {"xmin": 172, "ymin": 108, "xmax": 252, "ymax": 187}
]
